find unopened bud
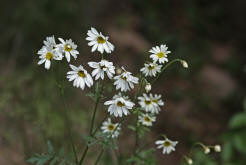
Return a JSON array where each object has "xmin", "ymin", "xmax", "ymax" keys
[
  {"xmin": 116, "ymin": 68, "xmax": 122, "ymax": 75},
  {"xmin": 181, "ymin": 60, "xmax": 188, "ymax": 68},
  {"xmin": 204, "ymin": 147, "xmax": 210, "ymax": 154},
  {"xmin": 145, "ymin": 83, "xmax": 151, "ymax": 93},
  {"xmin": 187, "ymin": 158, "xmax": 193, "ymax": 165},
  {"xmin": 214, "ymin": 145, "xmax": 221, "ymax": 152}
]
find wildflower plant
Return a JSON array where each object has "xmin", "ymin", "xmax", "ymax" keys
[{"xmin": 28, "ymin": 27, "xmax": 221, "ymax": 165}]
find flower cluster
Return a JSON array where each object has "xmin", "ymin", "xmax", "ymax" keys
[
  {"xmin": 140, "ymin": 44, "xmax": 171, "ymax": 77},
  {"xmin": 37, "ymin": 36, "xmax": 79, "ymax": 69},
  {"xmin": 36, "ymin": 27, "xmax": 222, "ymax": 165}
]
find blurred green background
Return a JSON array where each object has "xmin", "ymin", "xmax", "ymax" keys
[{"xmin": 0, "ymin": 0, "xmax": 246, "ymax": 164}]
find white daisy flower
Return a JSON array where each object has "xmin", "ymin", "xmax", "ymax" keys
[
  {"xmin": 43, "ymin": 35, "xmax": 57, "ymax": 49},
  {"xmin": 138, "ymin": 113, "xmax": 156, "ymax": 126},
  {"xmin": 88, "ymin": 60, "xmax": 115, "ymax": 80},
  {"xmin": 104, "ymin": 93, "xmax": 135, "ymax": 117},
  {"xmin": 101, "ymin": 118, "xmax": 121, "ymax": 138},
  {"xmin": 138, "ymin": 93, "xmax": 157, "ymax": 113},
  {"xmin": 113, "ymin": 67, "xmax": 139, "ymax": 92},
  {"xmin": 57, "ymin": 38, "xmax": 79, "ymax": 62},
  {"xmin": 37, "ymin": 46, "xmax": 62, "ymax": 70},
  {"xmin": 86, "ymin": 27, "xmax": 114, "ymax": 54},
  {"xmin": 140, "ymin": 62, "xmax": 162, "ymax": 77},
  {"xmin": 138, "ymin": 93, "xmax": 164, "ymax": 114},
  {"xmin": 155, "ymin": 138, "xmax": 178, "ymax": 154},
  {"xmin": 66, "ymin": 64, "xmax": 93, "ymax": 90},
  {"xmin": 150, "ymin": 93, "xmax": 164, "ymax": 110},
  {"xmin": 149, "ymin": 44, "xmax": 171, "ymax": 64}
]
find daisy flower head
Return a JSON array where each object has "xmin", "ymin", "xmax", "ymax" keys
[
  {"xmin": 138, "ymin": 113, "xmax": 156, "ymax": 126},
  {"xmin": 37, "ymin": 45, "xmax": 62, "ymax": 70},
  {"xmin": 113, "ymin": 67, "xmax": 139, "ymax": 92},
  {"xmin": 149, "ymin": 44, "xmax": 171, "ymax": 64},
  {"xmin": 140, "ymin": 62, "xmax": 162, "ymax": 77},
  {"xmin": 57, "ymin": 38, "xmax": 79, "ymax": 62},
  {"xmin": 67, "ymin": 64, "xmax": 93, "ymax": 90},
  {"xmin": 86, "ymin": 27, "xmax": 114, "ymax": 54},
  {"xmin": 43, "ymin": 35, "xmax": 57, "ymax": 50},
  {"xmin": 155, "ymin": 137, "xmax": 178, "ymax": 154},
  {"xmin": 138, "ymin": 93, "xmax": 157, "ymax": 113},
  {"xmin": 88, "ymin": 60, "xmax": 115, "ymax": 80},
  {"xmin": 104, "ymin": 93, "xmax": 135, "ymax": 117},
  {"xmin": 101, "ymin": 118, "xmax": 121, "ymax": 138},
  {"xmin": 150, "ymin": 93, "xmax": 164, "ymax": 110}
]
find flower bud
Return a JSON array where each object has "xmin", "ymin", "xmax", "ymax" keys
[
  {"xmin": 145, "ymin": 83, "xmax": 151, "ymax": 93},
  {"xmin": 214, "ymin": 145, "xmax": 221, "ymax": 152},
  {"xmin": 204, "ymin": 147, "xmax": 210, "ymax": 154},
  {"xmin": 187, "ymin": 158, "xmax": 193, "ymax": 165},
  {"xmin": 116, "ymin": 68, "xmax": 122, "ymax": 75},
  {"xmin": 181, "ymin": 60, "xmax": 188, "ymax": 68}
]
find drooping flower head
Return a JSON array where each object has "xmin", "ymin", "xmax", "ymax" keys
[
  {"xmin": 113, "ymin": 67, "xmax": 139, "ymax": 92},
  {"xmin": 67, "ymin": 64, "xmax": 93, "ymax": 90},
  {"xmin": 149, "ymin": 44, "xmax": 171, "ymax": 64},
  {"xmin": 88, "ymin": 60, "xmax": 115, "ymax": 80},
  {"xmin": 140, "ymin": 62, "xmax": 162, "ymax": 77},
  {"xmin": 155, "ymin": 137, "xmax": 178, "ymax": 154},
  {"xmin": 57, "ymin": 38, "xmax": 79, "ymax": 62},
  {"xmin": 86, "ymin": 27, "xmax": 114, "ymax": 54},
  {"xmin": 101, "ymin": 118, "xmax": 121, "ymax": 138},
  {"xmin": 104, "ymin": 93, "xmax": 135, "ymax": 117},
  {"xmin": 138, "ymin": 113, "xmax": 156, "ymax": 126}
]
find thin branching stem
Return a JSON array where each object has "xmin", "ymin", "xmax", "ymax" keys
[
  {"xmin": 57, "ymin": 62, "xmax": 78, "ymax": 164},
  {"xmin": 94, "ymin": 149, "xmax": 104, "ymax": 165},
  {"xmin": 79, "ymin": 79, "xmax": 104, "ymax": 165},
  {"xmin": 151, "ymin": 59, "xmax": 182, "ymax": 85}
]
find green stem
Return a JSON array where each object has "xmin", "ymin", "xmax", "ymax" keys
[
  {"xmin": 94, "ymin": 149, "xmax": 104, "ymax": 165},
  {"xmin": 133, "ymin": 76, "xmax": 144, "ymax": 156},
  {"xmin": 60, "ymin": 87, "xmax": 78, "ymax": 164},
  {"xmin": 151, "ymin": 59, "xmax": 182, "ymax": 85},
  {"xmin": 79, "ymin": 80, "xmax": 103, "ymax": 165},
  {"xmin": 57, "ymin": 62, "xmax": 78, "ymax": 164},
  {"xmin": 79, "ymin": 146, "xmax": 89, "ymax": 165}
]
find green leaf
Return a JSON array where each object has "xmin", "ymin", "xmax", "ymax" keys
[
  {"xmin": 128, "ymin": 125, "xmax": 136, "ymax": 131},
  {"xmin": 222, "ymin": 142, "xmax": 233, "ymax": 162},
  {"xmin": 229, "ymin": 113, "xmax": 246, "ymax": 129},
  {"xmin": 233, "ymin": 133, "xmax": 246, "ymax": 154},
  {"xmin": 47, "ymin": 141, "xmax": 55, "ymax": 154}
]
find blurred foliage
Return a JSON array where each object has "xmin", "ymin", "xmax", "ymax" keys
[{"xmin": 193, "ymin": 99, "xmax": 246, "ymax": 165}]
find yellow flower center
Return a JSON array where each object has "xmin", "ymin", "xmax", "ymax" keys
[
  {"xmin": 157, "ymin": 52, "xmax": 165, "ymax": 58},
  {"xmin": 121, "ymin": 76, "xmax": 127, "ymax": 81},
  {"xmin": 97, "ymin": 36, "xmax": 106, "ymax": 44},
  {"xmin": 78, "ymin": 71, "xmax": 86, "ymax": 78},
  {"xmin": 99, "ymin": 65, "xmax": 106, "ymax": 70},
  {"xmin": 107, "ymin": 124, "xmax": 115, "ymax": 131},
  {"xmin": 163, "ymin": 141, "xmax": 171, "ymax": 147},
  {"xmin": 64, "ymin": 44, "xmax": 72, "ymax": 52},
  {"xmin": 152, "ymin": 99, "xmax": 158, "ymax": 103},
  {"xmin": 45, "ymin": 52, "xmax": 54, "ymax": 60},
  {"xmin": 148, "ymin": 65, "xmax": 154, "ymax": 70},
  {"xmin": 117, "ymin": 101, "xmax": 125, "ymax": 107},
  {"xmin": 144, "ymin": 117, "xmax": 151, "ymax": 122},
  {"xmin": 144, "ymin": 100, "xmax": 152, "ymax": 105}
]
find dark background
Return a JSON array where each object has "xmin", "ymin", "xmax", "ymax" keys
[{"xmin": 0, "ymin": 0, "xmax": 246, "ymax": 164}]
